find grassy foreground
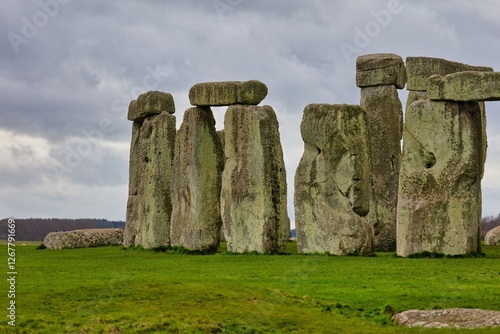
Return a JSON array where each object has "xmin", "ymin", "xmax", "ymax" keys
[{"xmin": 1, "ymin": 242, "xmax": 499, "ymax": 333}]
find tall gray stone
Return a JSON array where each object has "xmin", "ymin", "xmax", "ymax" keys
[
  {"xmin": 397, "ymin": 100, "xmax": 482, "ymax": 257},
  {"xmin": 360, "ymin": 85, "xmax": 403, "ymax": 251},
  {"xmin": 170, "ymin": 107, "xmax": 224, "ymax": 253},
  {"xmin": 124, "ymin": 111, "xmax": 176, "ymax": 248},
  {"xmin": 221, "ymin": 105, "xmax": 290, "ymax": 253},
  {"xmin": 295, "ymin": 104, "xmax": 374, "ymax": 256}
]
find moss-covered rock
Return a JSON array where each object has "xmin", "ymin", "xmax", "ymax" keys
[
  {"xmin": 485, "ymin": 226, "xmax": 500, "ymax": 246},
  {"xmin": 294, "ymin": 104, "xmax": 374, "ymax": 256},
  {"xmin": 189, "ymin": 80, "xmax": 268, "ymax": 106},
  {"xmin": 397, "ymin": 100, "xmax": 483, "ymax": 257},
  {"xmin": 356, "ymin": 53, "xmax": 406, "ymax": 89},
  {"xmin": 124, "ymin": 111, "xmax": 176, "ymax": 248},
  {"xmin": 221, "ymin": 105, "xmax": 290, "ymax": 253},
  {"xmin": 361, "ymin": 85, "xmax": 403, "ymax": 251},
  {"xmin": 44, "ymin": 229, "xmax": 123, "ymax": 249},
  {"xmin": 428, "ymin": 71, "xmax": 500, "ymax": 101},
  {"xmin": 128, "ymin": 91, "xmax": 175, "ymax": 121},
  {"xmin": 405, "ymin": 57, "xmax": 492, "ymax": 91},
  {"xmin": 170, "ymin": 107, "xmax": 224, "ymax": 253}
]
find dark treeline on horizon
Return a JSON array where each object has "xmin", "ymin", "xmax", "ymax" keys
[{"xmin": 0, "ymin": 218, "xmax": 125, "ymax": 241}]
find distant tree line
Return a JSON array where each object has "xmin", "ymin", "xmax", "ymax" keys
[
  {"xmin": 0, "ymin": 218, "xmax": 125, "ymax": 241},
  {"xmin": 481, "ymin": 214, "xmax": 500, "ymax": 240}
]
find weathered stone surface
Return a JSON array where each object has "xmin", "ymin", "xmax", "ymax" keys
[
  {"xmin": 128, "ymin": 91, "xmax": 175, "ymax": 121},
  {"xmin": 221, "ymin": 105, "xmax": 290, "ymax": 253},
  {"xmin": 485, "ymin": 225, "xmax": 500, "ymax": 246},
  {"xmin": 170, "ymin": 107, "xmax": 224, "ymax": 253},
  {"xmin": 124, "ymin": 111, "xmax": 176, "ymax": 248},
  {"xmin": 44, "ymin": 229, "xmax": 123, "ymax": 249},
  {"xmin": 405, "ymin": 91, "xmax": 428, "ymax": 110},
  {"xmin": 361, "ymin": 86, "xmax": 402, "ymax": 251},
  {"xmin": 406, "ymin": 57, "xmax": 492, "ymax": 91},
  {"xmin": 397, "ymin": 100, "xmax": 483, "ymax": 257},
  {"xmin": 295, "ymin": 104, "xmax": 374, "ymax": 255},
  {"xmin": 189, "ymin": 80, "xmax": 268, "ymax": 107},
  {"xmin": 216, "ymin": 130, "xmax": 226, "ymax": 242},
  {"xmin": 428, "ymin": 71, "xmax": 500, "ymax": 101},
  {"xmin": 394, "ymin": 309, "xmax": 500, "ymax": 329},
  {"xmin": 356, "ymin": 53, "xmax": 406, "ymax": 89}
]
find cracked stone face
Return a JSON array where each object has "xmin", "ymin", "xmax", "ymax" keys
[
  {"xmin": 397, "ymin": 100, "xmax": 483, "ymax": 257},
  {"xmin": 294, "ymin": 104, "xmax": 374, "ymax": 255}
]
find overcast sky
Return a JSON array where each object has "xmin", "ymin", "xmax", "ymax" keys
[{"xmin": 1, "ymin": 0, "xmax": 499, "ymax": 226}]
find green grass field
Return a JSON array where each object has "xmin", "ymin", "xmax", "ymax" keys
[{"xmin": 1, "ymin": 241, "xmax": 499, "ymax": 333}]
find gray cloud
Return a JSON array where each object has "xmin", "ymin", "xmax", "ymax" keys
[{"xmin": 1, "ymin": 0, "xmax": 499, "ymax": 221}]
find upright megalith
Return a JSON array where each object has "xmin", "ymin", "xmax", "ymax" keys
[
  {"xmin": 124, "ymin": 111, "xmax": 176, "ymax": 248},
  {"xmin": 124, "ymin": 91, "xmax": 176, "ymax": 249},
  {"xmin": 295, "ymin": 104, "xmax": 374, "ymax": 256},
  {"xmin": 221, "ymin": 105, "xmax": 290, "ymax": 253},
  {"xmin": 356, "ymin": 53, "xmax": 405, "ymax": 251},
  {"xmin": 189, "ymin": 80, "xmax": 268, "ymax": 107},
  {"xmin": 397, "ymin": 99, "xmax": 483, "ymax": 257},
  {"xmin": 170, "ymin": 107, "xmax": 224, "ymax": 253}
]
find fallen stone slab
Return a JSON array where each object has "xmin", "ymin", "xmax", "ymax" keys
[
  {"xmin": 485, "ymin": 225, "xmax": 500, "ymax": 246},
  {"xmin": 189, "ymin": 80, "xmax": 268, "ymax": 106},
  {"xmin": 428, "ymin": 71, "xmax": 500, "ymax": 101},
  {"xmin": 356, "ymin": 53, "xmax": 406, "ymax": 89},
  {"xmin": 128, "ymin": 91, "xmax": 175, "ymax": 121},
  {"xmin": 406, "ymin": 57, "xmax": 492, "ymax": 91},
  {"xmin": 394, "ymin": 309, "xmax": 500, "ymax": 329},
  {"xmin": 44, "ymin": 228, "xmax": 124, "ymax": 249}
]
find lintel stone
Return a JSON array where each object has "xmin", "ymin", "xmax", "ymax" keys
[
  {"xmin": 428, "ymin": 71, "xmax": 500, "ymax": 101},
  {"xmin": 189, "ymin": 80, "xmax": 268, "ymax": 107},
  {"xmin": 356, "ymin": 53, "xmax": 406, "ymax": 89}
]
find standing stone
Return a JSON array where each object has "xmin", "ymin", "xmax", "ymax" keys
[
  {"xmin": 189, "ymin": 80, "xmax": 268, "ymax": 107},
  {"xmin": 216, "ymin": 130, "xmax": 227, "ymax": 242},
  {"xmin": 360, "ymin": 86, "xmax": 403, "ymax": 251},
  {"xmin": 295, "ymin": 104, "xmax": 374, "ymax": 256},
  {"xmin": 221, "ymin": 105, "xmax": 290, "ymax": 253},
  {"xmin": 125, "ymin": 111, "xmax": 176, "ymax": 248},
  {"xmin": 170, "ymin": 107, "xmax": 224, "ymax": 253},
  {"xmin": 397, "ymin": 100, "xmax": 482, "ymax": 257}
]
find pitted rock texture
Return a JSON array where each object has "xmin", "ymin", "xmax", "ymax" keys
[
  {"xmin": 394, "ymin": 309, "xmax": 500, "ymax": 329},
  {"xmin": 405, "ymin": 57, "xmax": 492, "ymax": 91},
  {"xmin": 44, "ymin": 229, "xmax": 123, "ymax": 249},
  {"xmin": 361, "ymin": 85, "xmax": 402, "ymax": 251},
  {"xmin": 221, "ymin": 105, "xmax": 290, "ymax": 253},
  {"xmin": 124, "ymin": 111, "xmax": 176, "ymax": 248},
  {"xmin": 428, "ymin": 71, "xmax": 500, "ymax": 101},
  {"xmin": 485, "ymin": 225, "xmax": 500, "ymax": 246},
  {"xmin": 189, "ymin": 80, "xmax": 268, "ymax": 106},
  {"xmin": 128, "ymin": 91, "xmax": 175, "ymax": 121},
  {"xmin": 170, "ymin": 107, "xmax": 224, "ymax": 253},
  {"xmin": 397, "ymin": 100, "xmax": 483, "ymax": 257},
  {"xmin": 356, "ymin": 53, "xmax": 406, "ymax": 89},
  {"xmin": 295, "ymin": 104, "xmax": 374, "ymax": 256}
]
